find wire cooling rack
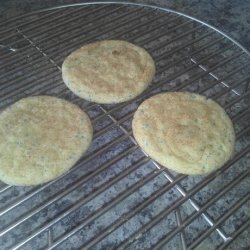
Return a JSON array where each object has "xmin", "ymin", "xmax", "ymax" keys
[{"xmin": 0, "ymin": 2, "xmax": 249, "ymax": 249}]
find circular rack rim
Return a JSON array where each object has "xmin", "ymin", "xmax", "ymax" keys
[{"xmin": 3, "ymin": 1, "xmax": 250, "ymax": 56}]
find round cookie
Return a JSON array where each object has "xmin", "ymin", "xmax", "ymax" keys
[
  {"xmin": 132, "ymin": 92, "xmax": 235, "ymax": 175},
  {"xmin": 0, "ymin": 96, "xmax": 93, "ymax": 186},
  {"xmin": 62, "ymin": 40, "xmax": 155, "ymax": 104}
]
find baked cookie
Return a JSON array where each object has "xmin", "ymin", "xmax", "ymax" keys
[
  {"xmin": 0, "ymin": 96, "xmax": 93, "ymax": 185},
  {"xmin": 62, "ymin": 40, "xmax": 155, "ymax": 104},
  {"xmin": 132, "ymin": 92, "xmax": 235, "ymax": 175}
]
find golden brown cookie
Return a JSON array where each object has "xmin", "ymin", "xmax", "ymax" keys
[
  {"xmin": 132, "ymin": 92, "xmax": 235, "ymax": 175},
  {"xmin": 0, "ymin": 96, "xmax": 93, "ymax": 186},
  {"xmin": 62, "ymin": 40, "xmax": 155, "ymax": 104}
]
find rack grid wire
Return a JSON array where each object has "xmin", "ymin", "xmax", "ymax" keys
[{"xmin": 0, "ymin": 2, "xmax": 249, "ymax": 250}]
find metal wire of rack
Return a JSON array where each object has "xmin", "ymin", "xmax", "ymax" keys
[{"xmin": 0, "ymin": 2, "xmax": 249, "ymax": 250}]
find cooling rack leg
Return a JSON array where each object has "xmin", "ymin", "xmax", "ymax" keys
[
  {"xmin": 175, "ymin": 208, "xmax": 187, "ymax": 250},
  {"xmin": 47, "ymin": 229, "xmax": 53, "ymax": 248}
]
